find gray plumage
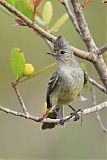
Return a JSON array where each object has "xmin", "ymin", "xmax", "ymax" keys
[{"xmin": 41, "ymin": 36, "xmax": 84, "ymax": 130}]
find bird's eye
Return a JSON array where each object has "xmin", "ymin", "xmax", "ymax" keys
[{"xmin": 60, "ymin": 50, "xmax": 66, "ymax": 55}]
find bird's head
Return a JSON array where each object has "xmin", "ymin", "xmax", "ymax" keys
[{"xmin": 47, "ymin": 36, "xmax": 74, "ymax": 63}]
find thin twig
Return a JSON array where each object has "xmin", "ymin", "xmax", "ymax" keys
[
  {"xmin": 0, "ymin": 104, "xmax": 41, "ymax": 122},
  {"xmin": 95, "ymin": 111, "xmax": 107, "ymax": 133},
  {"xmin": 90, "ymin": 85, "xmax": 107, "ymax": 133},
  {"xmin": 62, "ymin": 0, "xmax": 82, "ymax": 36},
  {"xmin": 12, "ymin": 81, "xmax": 29, "ymax": 116},
  {"xmin": 96, "ymin": 43, "xmax": 107, "ymax": 55},
  {"xmin": 44, "ymin": 38, "xmax": 53, "ymax": 50},
  {"xmin": 70, "ymin": 0, "xmax": 97, "ymax": 52},
  {"xmin": 89, "ymin": 77, "xmax": 107, "ymax": 94},
  {"xmin": 0, "ymin": 101, "xmax": 107, "ymax": 124}
]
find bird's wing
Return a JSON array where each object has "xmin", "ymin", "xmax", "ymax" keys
[{"xmin": 46, "ymin": 72, "xmax": 60, "ymax": 109}]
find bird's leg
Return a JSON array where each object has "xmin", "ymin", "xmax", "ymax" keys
[
  {"xmin": 68, "ymin": 105, "xmax": 83, "ymax": 121},
  {"xmin": 40, "ymin": 105, "xmax": 57, "ymax": 121},
  {"xmin": 40, "ymin": 108, "xmax": 52, "ymax": 121},
  {"xmin": 68, "ymin": 104, "xmax": 76, "ymax": 112}
]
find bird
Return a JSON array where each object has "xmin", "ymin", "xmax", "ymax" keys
[{"xmin": 41, "ymin": 36, "xmax": 85, "ymax": 130}]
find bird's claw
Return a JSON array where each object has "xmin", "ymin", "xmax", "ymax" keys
[
  {"xmin": 70, "ymin": 108, "xmax": 83, "ymax": 121},
  {"xmin": 59, "ymin": 118, "xmax": 65, "ymax": 125}
]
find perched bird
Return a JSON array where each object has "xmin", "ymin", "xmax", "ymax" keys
[{"xmin": 41, "ymin": 36, "xmax": 85, "ymax": 130}]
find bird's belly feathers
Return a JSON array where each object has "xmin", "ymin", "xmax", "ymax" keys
[{"xmin": 50, "ymin": 70, "xmax": 84, "ymax": 105}]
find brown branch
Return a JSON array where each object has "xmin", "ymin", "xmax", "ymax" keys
[
  {"xmin": 0, "ymin": 1, "xmax": 106, "ymax": 87},
  {"xmin": 1, "ymin": 0, "xmax": 106, "ymax": 89},
  {"xmin": 0, "ymin": 0, "xmax": 97, "ymax": 63},
  {"xmin": 64, "ymin": 0, "xmax": 107, "ymax": 89},
  {"xmin": 0, "ymin": 101, "xmax": 107, "ymax": 124},
  {"xmin": 70, "ymin": 0, "xmax": 97, "ymax": 52},
  {"xmin": 0, "ymin": 0, "xmax": 56, "ymax": 43},
  {"xmin": 94, "ymin": 56, "xmax": 107, "ymax": 89},
  {"xmin": 0, "ymin": 104, "xmax": 41, "ymax": 122},
  {"xmin": 0, "ymin": 0, "xmax": 106, "ymax": 131},
  {"xmin": 96, "ymin": 43, "xmax": 107, "ymax": 55},
  {"xmin": 72, "ymin": 47, "xmax": 97, "ymax": 62}
]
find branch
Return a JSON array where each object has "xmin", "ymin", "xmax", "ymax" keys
[
  {"xmin": 43, "ymin": 38, "xmax": 53, "ymax": 50},
  {"xmin": 94, "ymin": 56, "xmax": 107, "ymax": 89},
  {"xmin": 90, "ymin": 85, "xmax": 107, "ymax": 133},
  {"xmin": 0, "ymin": 104, "xmax": 41, "ymax": 122},
  {"xmin": 71, "ymin": 0, "xmax": 97, "ymax": 52},
  {"xmin": 72, "ymin": 47, "xmax": 97, "ymax": 62},
  {"xmin": 96, "ymin": 43, "xmax": 107, "ymax": 55},
  {"xmin": 0, "ymin": 101, "xmax": 107, "ymax": 124},
  {"xmin": 0, "ymin": 0, "xmax": 106, "ymax": 130},
  {"xmin": 1, "ymin": 1, "xmax": 105, "ymax": 92},
  {"xmin": 0, "ymin": 0, "xmax": 97, "ymax": 62},
  {"xmin": 59, "ymin": 0, "xmax": 107, "ymax": 89},
  {"xmin": 62, "ymin": 0, "xmax": 82, "ymax": 36},
  {"xmin": 89, "ymin": 77, "xmax": 107, "ymax": 94},
  {"xmin": 0, "ymin": 0, "xmax": 56, "ymax": 43},
  {"xmin": 95, "ymin": 111, "xmax": 107, "ymax": 133},
  {"xmin": 12, "ymin": 81, "xmax": 29, "ymax": 116}
]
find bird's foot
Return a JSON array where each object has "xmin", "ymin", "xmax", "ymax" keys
[
  {"xmin": 59, "ymin": 118, "xmax": 65, "ymax": 125},
  {"xmin": 70, "ymin": 108, "xmax": 83, "ymax": 121},
  {"xmin": 70, "ymin": 111, "xmax": 79, "ymax": 121}
]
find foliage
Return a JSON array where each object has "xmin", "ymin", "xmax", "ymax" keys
[
  {"xmin": 11, "ymin": 48, "xmax": 25, "ymax": 79},
  {"xmin": 10, "ymin": 47, "xmax": 56, "ymax": 83},
  {"xmin": 0, "ymin": 0, "xmax": 68, "ymax": 32}
]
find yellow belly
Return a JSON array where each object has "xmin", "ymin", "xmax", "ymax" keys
[{"xmin": 50, "ymin": 75, "xmax": 84, "ymax": 106}]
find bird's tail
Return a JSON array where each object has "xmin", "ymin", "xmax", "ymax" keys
[
  {"xmin": 41, "ymin": 109, "xmax": 58, "ymax": 130},
  {"xmin": 41, "ymin": 105, "xmax": 64, "ymax": 130}
]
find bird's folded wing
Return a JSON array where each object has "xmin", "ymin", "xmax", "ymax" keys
[{"xmin": 46, "ymin": 71, "xmax": 60, "ymax": 109}]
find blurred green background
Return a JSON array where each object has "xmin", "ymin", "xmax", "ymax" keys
[{"xmin": 0, "ymin": 0, "xmax": 107, "ymax": 159}]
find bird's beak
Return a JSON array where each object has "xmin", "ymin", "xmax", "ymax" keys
[{"xmin": 46, "ymin": 52, "xmax": 53, "ymax": 55}]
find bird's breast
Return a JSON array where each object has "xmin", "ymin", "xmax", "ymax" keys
[{"xmin": 51, "ymin": 67, "xmax": 84, "ymax": 105}]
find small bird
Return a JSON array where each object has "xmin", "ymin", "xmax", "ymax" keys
[{"xmin": 41, "ymin": 36, "xmax": 85, "ymax": 130}]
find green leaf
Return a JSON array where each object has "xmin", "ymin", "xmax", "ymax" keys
[
  {"xmin": 43, "ymin": 1, "xmax": 53, "ymax": 26},
  {"xmin": 10, "ymin": 48, "xmax": 25, "ymax": 79},
  {"xmin": 80, "ymin": 63, "xmax": 86, "ymax": 71},
  {"xmin": 0, "ymin": 0, "xmax": 32, "ymax": 19},
  {"xmin": 15, "ymin": 0, "xmax": 32, "ymax": 19},
  {"xmin": 50, "ymin": 13, "xmax": 68, "ymax": 32},
  {"xmin": 22, "ymin": 0, "xmax": 34, "ymax": 11},
  {"xmin": 5, "ymin": 0, "xmax": 15, "ymax": 6}
]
